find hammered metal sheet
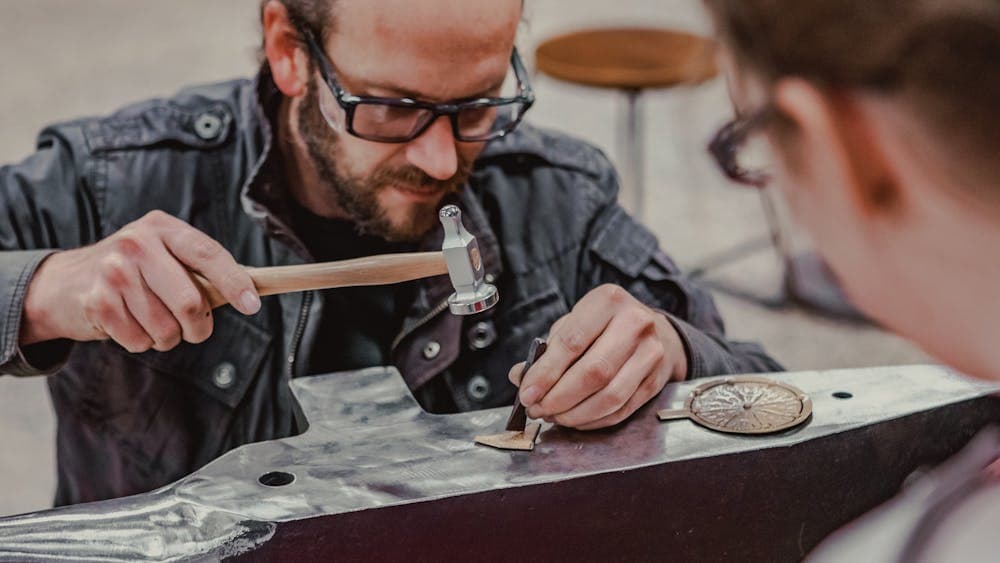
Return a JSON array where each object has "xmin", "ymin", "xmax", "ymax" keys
[
  {"xmin": 176, "ymin": 365, "xmax": 993, "ymax": 522},
  {"xmin": 0, "ymin": 365, "xmax": 997, "ymax": 561}
]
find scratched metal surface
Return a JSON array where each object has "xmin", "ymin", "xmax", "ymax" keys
[
  {"xmin": 179, "ymin": 365, "xmax": 997, "ymax": 521},
  {"xmin": 0, "ymin": 365, "xmax": 996, "ymax": 561}
]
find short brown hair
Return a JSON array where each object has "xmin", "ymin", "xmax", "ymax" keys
[
  {"xmin": 704, "ymin": 0, "xmax": 1000, "ymax": 186},
  {"xmin": 258, "ymin": 0, "xmax": 336, "ymax": 63}
]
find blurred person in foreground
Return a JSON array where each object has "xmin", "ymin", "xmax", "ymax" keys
[
  {"xmin": 0, "ymin": 0, "xmax": 780, "ymax": 506},
  {"xmin": 703, "ymin": 0, "xmax": 1000, "ymax": 559}
]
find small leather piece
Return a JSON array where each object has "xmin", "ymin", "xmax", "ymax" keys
[
  {"xmin": 475, "ymin": 423, "xmax": 542, "ymax": 452},
  {"xmin": 473, "ymin": 338, "xmax": 548, "ymax": 451}
]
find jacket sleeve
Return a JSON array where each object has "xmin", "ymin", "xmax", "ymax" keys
[
  {"xmin": 575, "ymin": 169, "xmax": 783, "ymax": 379},
  {"xmin": 0, "ymin": 124, "xmax": 101, "ymax": 376}
]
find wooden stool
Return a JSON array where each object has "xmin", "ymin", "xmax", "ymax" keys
[{"xmin": 535, "ymin": 28, "xmax": 717, "ymax": 216}]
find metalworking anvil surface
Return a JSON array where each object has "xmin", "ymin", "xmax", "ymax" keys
[{"xmin": 1, "ymin": 365, "xmax": 999, "ymax": 561}]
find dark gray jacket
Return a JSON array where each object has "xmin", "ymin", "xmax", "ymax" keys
[{"xmin": 0, "ymin": 73, "xmax": 781, "ymax": 506}]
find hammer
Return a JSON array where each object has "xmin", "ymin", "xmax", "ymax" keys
[{"xmin": 195, "ymin": 205, "xmax": 499, "ymax": 315}]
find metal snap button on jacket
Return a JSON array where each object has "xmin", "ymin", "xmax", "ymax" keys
[
  {"xmin": 469, "ymin": 321, "xmax": 497, "ymax": 350},
  {"xmin": 422, "ymin": 341, "xmax": 441, "ymax": 360},
  {"xmin": 467, "ymin": 375, "xmax": 491, "ymax": 401},
  {"xmin": 194, "ymin": 113, "xmax": 223, "ymax": 140},
  {"xmin": 212, "ymin": 362, "xmax": 236, "ymax": 389}
]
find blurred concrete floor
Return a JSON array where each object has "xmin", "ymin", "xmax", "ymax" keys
[{"xmin": 0, "ymin": 0, "xmax": 929, "ymax": 516}]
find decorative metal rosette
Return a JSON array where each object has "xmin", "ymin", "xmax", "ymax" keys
[{"xmin": 658, "ymin": 376, "xmax": 812, "ymax": 435}]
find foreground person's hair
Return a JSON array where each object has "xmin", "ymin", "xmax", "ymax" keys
[{"xmin": 704, "ymin": 0, "xmax": 1000, "ymax": 193}]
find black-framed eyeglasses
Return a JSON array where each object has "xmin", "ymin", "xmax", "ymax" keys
[
  {"xmin": 707, "ymin": 106, "xmax": 774, "ymax": 188},
  {"xmin": 300, "ymin": 29, "xmax": 535, "ymax": 144}
]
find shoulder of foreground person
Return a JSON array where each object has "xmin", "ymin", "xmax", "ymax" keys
[{"xmin": 807, "ymin": 428, "xmax": 1000, "ymax": 563}]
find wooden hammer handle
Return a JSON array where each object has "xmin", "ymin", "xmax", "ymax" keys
[{"xmin": 195, "ymin": 251, "xmax": 448, "ymax": 309}]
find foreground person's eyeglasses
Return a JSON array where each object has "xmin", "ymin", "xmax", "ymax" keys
[
  {"xmin": 708, "ymin": 106, "xmax": 774, "ymax": 188},
  {"xmin": 300, "ymin": 28, "xmax": 535, "ymax": 144}
]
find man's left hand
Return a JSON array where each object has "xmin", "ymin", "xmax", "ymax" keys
[{"xmin": 508, "ymin": 284, "xmax": 688, "ymax": 430}]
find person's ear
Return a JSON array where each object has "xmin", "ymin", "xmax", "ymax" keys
[
  {"xmin": 262, "ymin": 0, "xmax": 311, "ymax": 98},
  {"xmin": 773, "ymin": 78, "xmax": 902, "ymax": 217}
]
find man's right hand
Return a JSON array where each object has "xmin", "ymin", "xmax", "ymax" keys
[{"xmin": 19, "ymin": 210, "xmax": 260, "ymax": 353}]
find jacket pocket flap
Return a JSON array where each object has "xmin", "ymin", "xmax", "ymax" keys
[{"xmin": 124, "ymin": 307, "xmax": 272, "ymax": 408}]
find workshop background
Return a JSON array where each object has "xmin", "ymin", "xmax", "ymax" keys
[{"xmin": 0, "ymin": 0, "xmax": 929, "ymax": 516}]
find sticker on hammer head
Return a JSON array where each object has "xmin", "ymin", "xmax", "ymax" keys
[{"xmin": 470, "ymin": 247, "xmax": 482, "ymax": 272}]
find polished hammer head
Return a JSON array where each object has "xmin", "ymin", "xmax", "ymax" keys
[{"xmin": 439, "ymin": 205, "xmax": 499, "ymax": 315}]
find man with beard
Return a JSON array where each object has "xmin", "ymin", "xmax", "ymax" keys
[{"xmin": 0, "ymin": 0, "xmax": 780, "ymax": 506}]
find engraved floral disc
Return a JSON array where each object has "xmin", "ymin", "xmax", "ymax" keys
[{"xmin": 686, "ymin": 376, "xmax": 812, "ymax": 434}]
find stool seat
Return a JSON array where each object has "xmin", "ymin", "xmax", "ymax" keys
[{"xmin": 535, "ymin": 28, "xmax": 717, "ymax": 90}]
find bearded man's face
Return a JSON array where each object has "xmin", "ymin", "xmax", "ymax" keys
[{"xmin": 296, "ymin": 74, "xmax": 473, "ymax": 242}]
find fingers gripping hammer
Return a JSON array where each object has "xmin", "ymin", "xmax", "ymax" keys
[{"xmin": 195, "ymin": 204, "xmax": 499, "ymax": 315}]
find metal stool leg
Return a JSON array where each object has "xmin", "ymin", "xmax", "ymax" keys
[
  {"xmin": 617, "ymin": 88, "xmax": 645, "ymax": 219},
  {"xmin": 691, "ymin": 186, "xmax": 868, "ymax": 322}
]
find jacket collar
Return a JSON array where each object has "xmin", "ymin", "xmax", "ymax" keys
[{"xmin": 238, "ymin": 68, "xmax": 312, "ymax": 260}]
